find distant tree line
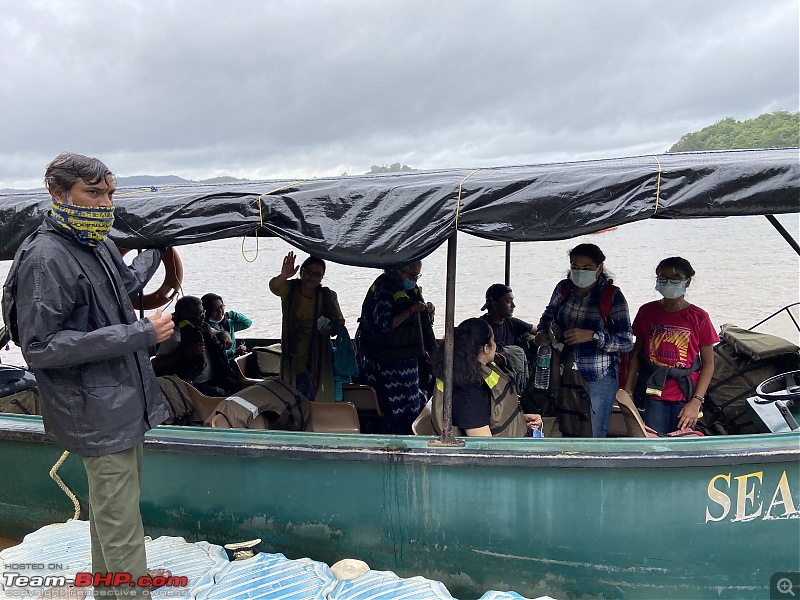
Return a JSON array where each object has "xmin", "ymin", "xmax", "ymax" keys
[
  {"xmin": 365, "ymin": 163, "xmax": 418, "ymax": 174},
  {"xmin": 668, "ymin": 110, "xmax": 799, "ymax": 152}
]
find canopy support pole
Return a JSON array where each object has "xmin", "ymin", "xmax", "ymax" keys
[
  {"xmin": 504, "ymin": 241, "xmax": 511, "ymax": 286},
  {"xmin": 430, "ymin": 231, "xmax": 465, "ymax": 447},
  {"xmin": 137, "ymin": 249, "xmax": 144, "ymax": 319},
  {"xmin": 765, "ymin": 215, "xmax": 800, "ymax": 256}
]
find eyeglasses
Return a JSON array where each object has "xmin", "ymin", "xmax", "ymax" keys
[
  {"xmin": 656, "ymin": 276, "xmax": 686, "ymax": 285},
  {"xmin": 400, "ymin": 270, "xmax": 422, "ymax": 281},
  {"xmin": 303, "ymin": 268, "xmax": 324, "ymax": 278}
]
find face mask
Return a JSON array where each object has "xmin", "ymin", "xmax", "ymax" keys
[
  {"xmin": 207, "ymin": 316, "xmax": 224, "ymax": 324},
  {"xmin": 569, "ymin": 268, "xmax": 598, "ymax": 289},
  {"xmin": 50, "ymin": 199, "xmax": 115, "ymax": 246},
  {"xmin": 656, "ymin": 280, "xmax": 687, "ymax": 299},
  {"xmin": 402, "ymin": 279, "xmax": 417, "ymax": 291}
]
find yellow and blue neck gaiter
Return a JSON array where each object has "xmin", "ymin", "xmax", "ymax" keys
[{"xmin": 50, "ymin": 199, "xmax": 115, "ymax": 247}]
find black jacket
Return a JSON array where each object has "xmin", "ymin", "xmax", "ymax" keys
[{"xmin": 3, "ymin": 218, "xmax": 168, "ymax": 456}]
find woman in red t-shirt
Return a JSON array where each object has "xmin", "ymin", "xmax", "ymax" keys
[{"xmin": 623, "ymin": 257, "xmax": 719, "ymax": 434}]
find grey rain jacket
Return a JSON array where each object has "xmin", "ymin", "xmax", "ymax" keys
[{"xmin": 3, "ymin": 218, "xmax": 168, "ymax": 456}]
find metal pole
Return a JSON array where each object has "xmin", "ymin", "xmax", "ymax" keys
[
  {"xmin": 137, "ymin": 249, "xmax": 145, "ymax": 319},
  {"xmin": 766, "ymin": 215, "xmax": 800, "ymax": 256},
  {"xmin": 431, "ymin": 231, "xmax": 465, "ymax": 447},
  {"xmin": 504, "ymin": 241, "xmax": 511, "ymax": 286}
]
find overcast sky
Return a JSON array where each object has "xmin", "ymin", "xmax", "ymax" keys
[{"xmin": 1, "ymin": 0, "xmax": 797, "ymax": 189}]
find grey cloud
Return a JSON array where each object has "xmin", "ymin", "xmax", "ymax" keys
[{"xmin": 0, "ymin": 0, "xmax": 796, "ymax": 188}]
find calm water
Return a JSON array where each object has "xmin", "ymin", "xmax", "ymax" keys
[{"xmin": 1, "ymin": 214, "xmax": 798, "ymax": 366}]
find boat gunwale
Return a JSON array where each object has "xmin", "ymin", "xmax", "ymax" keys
[{"xmin": 1, "ymin": 414, "xmax": 797, "ymax": 469}]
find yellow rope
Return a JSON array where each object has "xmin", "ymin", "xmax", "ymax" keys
[
  {"xmin": 242, "ymin": 180, "xmax": 306, "ymax": 263},
  {"xmin": 653, "ymin": 156, "xmax": 663, "ymax": 214},
  {"xmin": 49, "ymin": 451, "xmax": 81, "ymax": 522},
  {"xmin": 455, "ymin": 169, "xmax": 481, "ymax": 229}
]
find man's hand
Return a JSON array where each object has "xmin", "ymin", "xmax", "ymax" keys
[{"xmin": 148, "ymin": 308, "xmax": 175, "ymax": 344}]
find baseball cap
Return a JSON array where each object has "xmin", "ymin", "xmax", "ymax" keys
[{"xmin": 481, "ymin": 284, "xmax": 512, "ymax": 311}]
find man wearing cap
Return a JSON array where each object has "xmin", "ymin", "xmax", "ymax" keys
[{"xmin": 480, "ymin": 284, "xmax": 536, "ymax": 354}]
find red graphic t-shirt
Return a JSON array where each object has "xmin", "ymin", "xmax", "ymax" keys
[{"xmin": 632, "ymin": 301, "xmax": 719, "ymax": 401}]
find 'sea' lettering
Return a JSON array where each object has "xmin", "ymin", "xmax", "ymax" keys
[
  {"xmin": 705, "ymin": 473, "xmax": 732, "ymax": 522},
  {"xmin": 764, "ymin": 471, "xmax": 799, "ymax": 519},
  {"xmin": 732, "ymin": 471, "xmax": 763, "ymax": 522}
]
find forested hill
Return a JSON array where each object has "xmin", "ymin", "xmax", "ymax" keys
[{"xmin": 668, "ymin": 110, "xmax": 799, "ymax": 152}]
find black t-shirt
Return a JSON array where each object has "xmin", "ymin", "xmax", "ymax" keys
[
  {"xmin": 480, "ymin": 315, "xmax": 533, "ymax": 350},
  {"xmin": 452, "ymin": 384, "xmax": 492, "ymax": 430}
]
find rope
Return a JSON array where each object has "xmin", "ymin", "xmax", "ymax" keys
[
  {"xmin": 455, "ymin": 169, "xmax": 481, "ymax": 229},
  {"xmin": 242, "ymin": 181, "xmax": 305, "ymax": 263},
  {"xmin": 49, "ymin": 451, "xmax": 81, "ymax": 522},
  {"xmin": 653, "ymin": 156, "xmax": 663, "ymax": 214}
]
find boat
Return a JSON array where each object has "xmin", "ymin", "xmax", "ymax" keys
[{"xmin": 0, "ymin": 149, "xmax": 798, "ymax": 599}]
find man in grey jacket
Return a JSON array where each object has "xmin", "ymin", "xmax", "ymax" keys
[{"xmin": 2, "ymin": 153, "xmax": 175, "ymax": 597}]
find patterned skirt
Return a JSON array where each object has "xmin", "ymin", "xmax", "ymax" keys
[{"xmin": 362, "ymin": 355, "xmax": 425, "ymax": 433}]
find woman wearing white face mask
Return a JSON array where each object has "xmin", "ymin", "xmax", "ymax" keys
[
  {"xmin": 535, "ymin": 244, "xmax": 634, "ymax": 437},
  {"xmin": 623, "ymin": 257, "xmax": 719, "ymax": 434}
]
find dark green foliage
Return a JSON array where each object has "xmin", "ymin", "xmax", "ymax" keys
[
  {"xmin": 668, "ymin": 110, "xmax": 799, "ymax": 152},
  {"xmin": 365, "ymin": 163, "xmax": 418, "ymax": 174}
]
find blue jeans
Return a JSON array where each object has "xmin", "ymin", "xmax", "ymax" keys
[
  {"xmin": 587, "ymin": 371, "xmax": 618, "ymax": 438},
  {"xmin": 645, "ymin": 398, "xmax": 686, "ymax": 434}
]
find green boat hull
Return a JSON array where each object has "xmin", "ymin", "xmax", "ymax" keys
[{"xmin": 0, "ymin": 414, "xmax": 797, "ymax": 599}]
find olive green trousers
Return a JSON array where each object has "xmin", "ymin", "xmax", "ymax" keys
[{"xmin": 82, "ymin": 444, "xmax": 150, "ymax": 598}]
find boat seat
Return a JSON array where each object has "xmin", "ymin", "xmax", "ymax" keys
[
  {"xmin": 307, "ymin": 401, "xmax": 360, "ymax": 434},
  {"xmin": 606, "ymin": 405, "xmax": 628, "ymax": 437},
  {"xmin": 233, "ymin": 354, "xmax": 262, "ymax": 386},
  {"xmin": 342, "ymin": 384, "xmax": 383, "ymax": 417},
  {"xmin": 211, "ymin": 413, "xmax": 232, "ymax": 428},
  {"xmin": 412, "ymin": 402, "xmax": 435, "ymax": 436},
  {"xmin": 249, "ymin": 344, "xmax": 282, "ymax": 378},
  {"xmin": 182, "ymin": 382, "xmax": 225, "ymax": 426},
  {"xmin": 615, "ymin": 390, "xmax": 649, "ymax": 438}
]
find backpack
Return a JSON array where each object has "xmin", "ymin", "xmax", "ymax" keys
[
  {"xmin": 156, "ymin": 375, "xmax": 195, "ymax": 425},
  {"xmin": 699, "ymin": 324, "xmax": 800, "ymax": 435},
  {"xmin": 0, "ymin": 390, "xmax": 40, "ymax": 416},
  {"xmin": 497, "ymin": 344, "xmax": 529, "ymax": 395},
  {"xmin": 211, "ymin": 377, "xmax": 311, "ymax": 430}
]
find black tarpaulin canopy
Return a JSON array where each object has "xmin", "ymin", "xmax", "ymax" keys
[{"xmin": 1, "ymin": 148, "xmax": 798, "ymax": 264}]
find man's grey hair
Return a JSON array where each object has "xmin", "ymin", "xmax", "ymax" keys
[{"xmin": 44, "ymin": 152, "xmax": 115, "ymax": 194}]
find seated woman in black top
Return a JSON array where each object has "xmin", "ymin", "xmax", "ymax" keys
[{"xmin": 430, "ymin": 318, "xmax": 541, "ymax": 437}]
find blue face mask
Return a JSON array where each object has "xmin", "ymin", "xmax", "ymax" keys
[
  {"xmin": 569, "ymin": 268, "xmax": 598, "ymax": 289},
  {"xmin": 402, "ymin": 279, "xmax": 417, "ymax": 291},
  {"xmin": 656, "ymin": 280, "xmax": 687, "ymax": 299}
]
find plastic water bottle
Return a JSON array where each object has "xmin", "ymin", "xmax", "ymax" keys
[{"xmin": 534, "ymin": 345, "xmax": 552, "ymax": 389}]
